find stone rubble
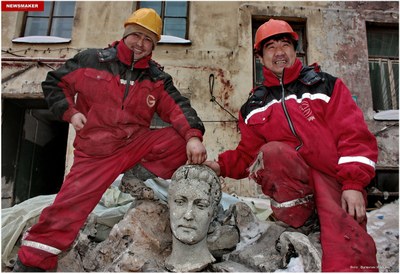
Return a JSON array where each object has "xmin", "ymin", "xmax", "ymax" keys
[
  {"xmin": 57, "ymin": 199, "xmax": 322, "ymax": 272},
  {"xmin": 2, "ymin": 192, "xmax": 398, "ymax": 272}
]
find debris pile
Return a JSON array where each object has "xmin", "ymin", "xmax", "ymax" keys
[
  {"xmin": 56, "ymin": 196, "xmax": 322, "ymax": 272},
  {"xmin": 2, "ymin": 183, "xmax": 398, "ymax": 272}
]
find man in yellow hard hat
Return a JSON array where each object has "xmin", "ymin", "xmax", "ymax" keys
[
  {"xmin": 206, "ymin": 18, "xmax": 378, "ymax": 272},
  {"xmin": 13, "ymin": 8, "xmax": 207, "ymax": 271}
]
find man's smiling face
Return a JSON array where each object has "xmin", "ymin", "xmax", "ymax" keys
[
  {"xmin": 258, "ymin": 35, "xmax": 297, "ymax": 77},
  {"xmin": 124, "ymin": 32, "xmax": 153, "ymax": 61}
]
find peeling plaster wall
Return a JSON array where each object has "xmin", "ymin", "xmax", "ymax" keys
[{"xmin": 1, "ymin": 1, "xmax": 398, "ymax": 198}]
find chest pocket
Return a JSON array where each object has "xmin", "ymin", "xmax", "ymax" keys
[
  {"xmin": 81, "ymin": 69, "xmax": 114, "ymax": 101},
  {"xmin": 245, "ymin": 104, "xmax": 274, "ymax": 125},
  {"xmin": 84, "ymin": 68, "xmax": 113, "ymax": 82}
]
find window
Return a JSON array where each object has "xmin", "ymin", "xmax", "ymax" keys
[
  {"xmin": 138, "ymin": 1, "xmax": 189, "ymax": 39},
  {"xmin": 367, "ymin": 24, "xmax": 399, "ymax": 111},
  {"xmin": 22, "ymin": 1, "xmax": 76, "ymax": 38},
  {"xmin": 252, "ymin": 18, "xmax": 307, "ymax": 87}
]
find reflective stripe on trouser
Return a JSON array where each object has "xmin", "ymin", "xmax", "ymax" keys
[
  {"xmin": 18, "ymin": 127, "xmax": 187, "ymax": 270},
  {"xmin": 250, "ymin": 141, "xmax": 378, "ymax": 272}
]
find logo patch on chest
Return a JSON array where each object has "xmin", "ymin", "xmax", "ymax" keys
[
  {"xmin": 299, "ymin": 101, "xmax": 315, "ymax": 121},
  {"xmin": 147, "ymin": 95, "xmax": 156, "ymax": 107}
]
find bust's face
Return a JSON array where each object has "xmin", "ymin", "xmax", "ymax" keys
[{"xmin": 169, "ymin": 179, "xmax": 214, "ymax": 245}]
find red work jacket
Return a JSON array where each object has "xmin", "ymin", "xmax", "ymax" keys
[
  {"xmin": 42, "ymin": 40, "xmax": 204, "ymax": 156},
  {"xmin": 218, "ymin": 58, "xmax": 378, "ymax": 192}
]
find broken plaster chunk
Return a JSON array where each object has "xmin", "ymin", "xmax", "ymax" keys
[{"xmin": 278, "ymin": 231, "xmax": 322, "ymax": 272}]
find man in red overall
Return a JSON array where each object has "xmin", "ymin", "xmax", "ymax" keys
[
  {"xmin": 14, "ymin": 8, "xmax": 207, "ymax": 271},
  {"xmin": 206, "ymin": 19, "xmax": 379, "ymax": 272}
]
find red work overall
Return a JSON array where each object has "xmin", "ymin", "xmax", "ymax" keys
[
  {"xmin": 252, "ymin": 141, "xmax": 378, "ymax": 272},
  {"xmin": 18, "ymin": 127, "xmax": 187, "ymax": 270}
]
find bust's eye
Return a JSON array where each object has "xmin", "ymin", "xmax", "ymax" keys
[
  {"xmin": 196, "ymin": 201, "xmax": 210, "ymax": 210},
  {"xmin": 174, "ymin": 199, "xmax": 185, "ymax": 206}
]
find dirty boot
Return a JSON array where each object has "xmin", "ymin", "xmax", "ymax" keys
[
  {"xmin": 119, "ymin": 164, "xmax": 156, "ymax": 200},
  {"xmin": 13, "ymin": 257, "xmax": 45, "ymax": 272}
]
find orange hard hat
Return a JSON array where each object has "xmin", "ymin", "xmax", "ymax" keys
[
  {"xmin": 124, "ymin": 8, "xmax": 162, "ymax": 41},
  {"xmin": 254, "ymin": 19, "xmax": 299, "ymax": 52}
]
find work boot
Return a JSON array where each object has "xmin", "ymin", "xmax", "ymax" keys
[
  {"xmin": 13, "ymin": 257, "xmax": 45, "ymax": 272},
  {"xmin": 119, "ymin": 164, "xmax": 156, "ymax": 200}
]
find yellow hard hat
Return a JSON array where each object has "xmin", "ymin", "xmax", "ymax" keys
[{"xmin": 124, "ymin": 8, "xmax": 162, "ymax": 41}]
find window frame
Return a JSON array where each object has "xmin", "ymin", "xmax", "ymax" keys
[
  {"xmin": 20, "ymin": 1, "xmax": 76, "ymax": 38},
  {"xmin": 366, "ymin": 23, "xmax": 399, "ymax": 111},
  {"xmin": 137, "ymin": 1, "xmax": 190, "ymax": 40}
]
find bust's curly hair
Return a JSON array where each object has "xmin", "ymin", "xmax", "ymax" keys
[{"xmin": 169, "ymin": 165, "xmax": 222, "ymax": 209}]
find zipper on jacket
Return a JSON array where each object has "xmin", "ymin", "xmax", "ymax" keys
[
  {"xmin": 279, "ymin": 70, "xmax": 304, "ymax": 151},
  {"xmin": 122, "ymin": 53, "xmax": 136, "ymax": 110}
]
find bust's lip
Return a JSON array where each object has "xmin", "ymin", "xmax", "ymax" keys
[{"xmin": 178, "ymin": 224, "xmax": 196, "ymax": 230}]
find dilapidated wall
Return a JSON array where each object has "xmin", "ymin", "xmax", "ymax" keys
[{"xmin": 1, "ymin": 1, "xmax": 398, "ymax": 200}]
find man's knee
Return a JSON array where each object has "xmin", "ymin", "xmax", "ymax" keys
[
  {"xmin": 259, "ymin": 141, "xmax": 291, "ymax": 157},
  {"xmin": 260, "ymin": 141, "xmax": 292, "ymax": 153}
]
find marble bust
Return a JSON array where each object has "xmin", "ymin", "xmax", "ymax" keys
[{"xmin": 165, "ymin": 165, "xmax": 222, "ymax": 272}]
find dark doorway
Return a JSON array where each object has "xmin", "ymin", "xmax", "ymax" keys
[{"xmin": 2, "ymin": 99, "xmax": 68, "ymax": 207}]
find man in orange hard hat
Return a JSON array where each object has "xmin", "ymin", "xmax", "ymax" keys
[
  {"xmin": 13, "ymin": 8, "xmax": 207, "ymax": 271},
  {"xmin": 206, "ymin": 19, "xmax": 378, "ymax": 272}
]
